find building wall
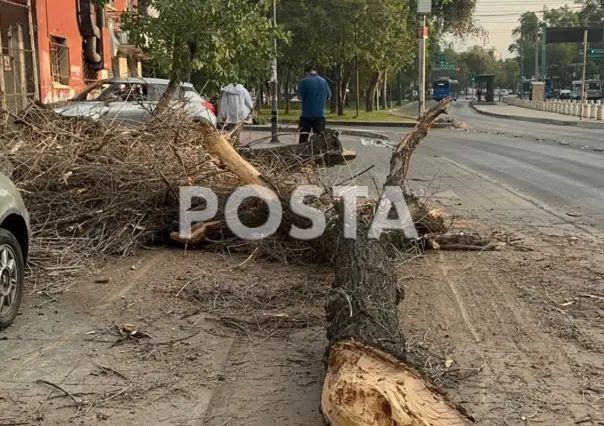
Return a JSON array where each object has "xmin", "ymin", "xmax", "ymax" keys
[{"xmin": 34, "ymin": 0, "xmax": 136, "ymax": 104}]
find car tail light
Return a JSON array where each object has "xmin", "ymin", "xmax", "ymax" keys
[{"xmin": 202, "ymin": 100, "xmax": 215, "ymax": 115}]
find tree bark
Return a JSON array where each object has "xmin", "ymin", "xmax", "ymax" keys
[
  {"xmin": 284, "ymin": 66, "xmax": 291, "ymax": 115},
  {"xmin": 381, "ymin": 70, "xmax": 388, "ymax": 110},
  {"xmin": 329, "ymin": 81, "xmax": 337, "ymax": 114},
  {"xmin": 365, "ymin": 71, "xmax": 380, "ymax": 112},
  {"xmin": 321, "ymin": 98, "xmax": 473, "ymax": 426},
  {"xmin": 238, "ymin": 129, "xmax": 355, "ymax": 169},
  {"xmin": 337, "ymin": 62, "xmax": 354, "ymax": 116},
  {"xmin": 255, "ymin": 85, "xmax": 263, "ymax": 110}
]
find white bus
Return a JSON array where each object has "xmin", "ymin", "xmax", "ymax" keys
[{"xmin": 570, "ymin": 80, "xmax": 602, "ymax": 100}]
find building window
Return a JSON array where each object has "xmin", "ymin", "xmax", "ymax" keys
[{"xmin": 50, "ymin": 36, "xmax": 69, "ymax": 85}]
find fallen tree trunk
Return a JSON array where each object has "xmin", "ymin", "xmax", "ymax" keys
[
  {"xmin": 322, "ymin": 98, "xmax": 474, "ymax": 425},
  {"xmin": 237, "ymin": 129, "xmax": 356, "ymax": 169}
]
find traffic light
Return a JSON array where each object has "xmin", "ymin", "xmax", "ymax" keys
[
  {"xmin": 590, "ymin": 48, "xmax": 596, "ymax": 55},
  {"xmin": 456, "ymin": 67, "xmax": 461, "ymax": 73},
  {"xmin": 471, "ymin": 74, "xmax": 475, "ymax": 83}
]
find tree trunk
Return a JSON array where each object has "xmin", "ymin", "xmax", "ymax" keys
[
  {"xmin": 329, "ymin": 81, "xmax": 337, "ymax": 114},
  {"xmin": 365, "ymin": 71, "xmax": 380, "ymax": 112},
  {"xmin": 264, "ymin": 82, "xmax": 271, "ymax": 109},
  {"xmin": 239, "ymin": 129, "xmax": 355, "ymax": 168},
  {"xmin": 337, "ymin": 62, "xmax": 354, "ymax": 116},
  {"xmin": 381, "ymin": 70, "xmax": 388, "ymax": 110},
  {"xmin": 322, "ymin": 98, "xmax": 473, "ymax": 426},
  {"xmin": 255, "ymin": 85, "xmax": 263, "ymax": 111},
  {"xmin": 284, "ymin": 67, "xmax": 291, "ymax": 115}
]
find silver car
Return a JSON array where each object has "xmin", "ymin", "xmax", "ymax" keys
[
  {"xmin": 0, "ymin": 172, "xmax": 30, "ymax": 330},
  {"xmin": 53, "ymin": 77, "xmax": 217, "ymax": 127}
]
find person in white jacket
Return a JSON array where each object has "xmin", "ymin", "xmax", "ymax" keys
[{"xmin": 217, "ymin": 83, "xmax": 254, "ymax": 145}]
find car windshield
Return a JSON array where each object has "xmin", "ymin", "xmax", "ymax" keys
[
  {"xmin": 72, "ymin": 81, "xmax": 170, "ymax": 102},
  {"xmin": 588, "ymin": 82, "xmax": 601, "ymax": 90}
]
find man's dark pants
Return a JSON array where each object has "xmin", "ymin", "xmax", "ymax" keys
[{"xmin": 298, "ymin": 116, "xmax": 326, "ymax": 143}]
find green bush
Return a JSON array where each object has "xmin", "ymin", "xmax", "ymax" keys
[{"xmin": 253, "ymin": 114, "xmax": 268, "ymax": 125}]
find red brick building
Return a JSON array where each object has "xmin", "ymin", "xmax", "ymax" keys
[
  {"xmin": 0, "ymin": 0, "xmax": 143, "ymax": 110},
  {"xmin": 35, "ymin": 0, "xmax": 143, "ymax": 103}
]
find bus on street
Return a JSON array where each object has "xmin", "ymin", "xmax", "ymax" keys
[{"xmin": 432, "ymin": 79, "xmax": 459, "ymax": 101}]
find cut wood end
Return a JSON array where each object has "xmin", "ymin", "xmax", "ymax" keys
[
  {"xmin": 321, "ymin": 340, "xmax": 474, "ymax": 426},
  {"xmin": 169, "ymin": 220, "xmax": 223, "ymax": 245}
]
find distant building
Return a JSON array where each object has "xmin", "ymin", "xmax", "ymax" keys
[{"xmin": 488, "ymin": 47, "xmax": 501, "ymax": 61}]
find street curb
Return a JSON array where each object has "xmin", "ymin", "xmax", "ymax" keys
[
  {"xmin": 469, "ymin": 102, "xmax": 579, "ymax": 127},
  {"xmin": 245, "ymin": 121, "xmax": 451, "ymax": 133},
  {"xmin": 243, "ymin": 125, "xmax": 392, "ymax": 141},
  {"xmin": 577, "ymin": 121, "xmax": 604, "ymax": 129}
]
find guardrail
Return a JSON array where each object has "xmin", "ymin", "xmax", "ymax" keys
[{"xmin": 503, "ymin": 97, "xmax": 604, "ymax": 121}]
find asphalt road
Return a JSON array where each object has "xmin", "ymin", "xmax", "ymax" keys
[{"xmin": 366, "ymin": 100, "xmax": 604, "ymax": 230}]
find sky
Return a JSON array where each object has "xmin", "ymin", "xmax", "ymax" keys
[{"xmin": 446, "ymin": 0, "xmax": 581, "ymax": 59}]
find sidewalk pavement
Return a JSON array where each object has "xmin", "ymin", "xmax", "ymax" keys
[
  {"xmin": 2, "ymin": 130, "xmax": 596, "ymax": 425},
  {"xmin": 471, "ymin": 101, "xmax": 604, "ymax": 128}
]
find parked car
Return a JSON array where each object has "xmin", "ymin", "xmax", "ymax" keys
[
  {"xmin": 53, "ymin": 77, "xmax": 217, "ymax": 127},
  {"xmin": 0, "ymin": 172, "xmax": 29, "ymax": 330},
  {"xmin": 558, "ymin": 89, "xmax": 571, "ymax": 100}
]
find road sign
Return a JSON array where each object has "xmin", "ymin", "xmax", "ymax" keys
[
  {"xmin": 589, "ymin": 48, "xmax": 604, "ymax": 58},
  {"xmin": 546, "ymin": 27, "xmax": 604, "ymax": 44},
  {"xmin": 417, "ymin": 0, "xmax": 431, "ymax": 14},
  {"xmin": 435, "ymin": 62, "xmax": 456, "ymax": 71}
]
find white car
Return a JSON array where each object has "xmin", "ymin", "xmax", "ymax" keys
[
  {"xmin": 0, "ymin": 172, "xmax": 30, "ymax": 330},
  {"xmin": 53, "ymin": 77, "xmax": 217, "ymax": 127}
]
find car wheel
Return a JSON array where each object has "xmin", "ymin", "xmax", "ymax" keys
[{"xmin": 0, "ymin": 229, "xmax": 25, "ymax": 330}]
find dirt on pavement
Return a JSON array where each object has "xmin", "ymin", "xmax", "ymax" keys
[{"xmin": 2, "ymin": 164, "xmax": 604, "ymax": 425}]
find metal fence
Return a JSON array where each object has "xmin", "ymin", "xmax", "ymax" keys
[{"xmin": 0, "ymin": 1, "xmax": 38, "ymax": 117}]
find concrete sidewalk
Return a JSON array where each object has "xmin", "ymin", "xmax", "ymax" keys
[{"xmin": 471, "ymin": 101, "xmax": 604, "ymax": 128}]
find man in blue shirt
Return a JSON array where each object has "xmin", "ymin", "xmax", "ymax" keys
[{"xmin": 297, "ymin": 65, "xmax": 331, "ymax": 143}]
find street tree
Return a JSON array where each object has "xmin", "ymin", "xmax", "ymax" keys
[{"xmin": 96, "ymin": 0, "xmax": 287, "ymax": 115}]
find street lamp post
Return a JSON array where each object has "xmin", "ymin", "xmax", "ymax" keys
[
  {"xmin": 270, "ymin": 0, "xmax": 279, "ymax": 143},
  {"xmin": 417, "ymin": 0, "xmax": 431, "ymax": 117}
]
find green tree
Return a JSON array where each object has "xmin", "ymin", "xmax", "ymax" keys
[{"xmin": 104, "ymin": 0, "xmax": 287, "ymax": 114}]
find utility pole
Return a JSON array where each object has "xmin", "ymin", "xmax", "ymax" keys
[
  {"xmin": 417, "ymin": 0, "xmax": 430, "ymax": 117},
  {"xmin": 355, "ymin": 20, "xmax": 360, "ymax": 118},
  {"xmin": 270, "ymin": 0, "xmax": 279, "ymax": 143},
  {"xmin": 541, "ymin": 27, "xmax": 547, "ymax": 81},
  {"xmin": 535, "ymin": 29, "xmax": 539, "ymax": 80},
  {"xmin": 418, "ymin": 16, "xmax": 426, "ymax": 117},
  {"xmin": 520, "ymin": 25, "xmax": 524, "ymax": 99},
  {"xmin": 580, "ymin": 28, "xmax": 588, "ymax": 120},
  {"xmin": 27, "ymin": 0, "xmax": 39, "ymax": 100}
]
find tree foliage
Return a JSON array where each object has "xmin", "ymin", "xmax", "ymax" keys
[
  {"xmin": 119, "ymin": 0, "xmax": 286, "ymax": 85},
  {"xmin": 508, "ymin": 2, "xmax": 604, "ymax": 88},
  {"xmin": 276, "ymin": 0, "xmax": 478, "ymax": 113}
]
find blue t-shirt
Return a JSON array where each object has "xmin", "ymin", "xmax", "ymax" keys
[{"xmin": 297, "ymin": 74, "xmax": 331, "ymax": 118}]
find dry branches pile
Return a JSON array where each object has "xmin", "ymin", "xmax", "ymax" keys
[
  {"xmin": 0, "ymin": 102, "xmax": 450, "ymax": 292},
  {"xmin": 0, "ymin": 105, "xmax": 339, "ymax": 288}
]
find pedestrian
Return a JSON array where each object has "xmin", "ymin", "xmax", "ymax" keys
[
  {"xmin": 297, "ymin": 65, "xmax": 331, "ymax": 144},
  {"xmin": 477, "ymin": 87, "xmax": 482, "ymax": 102},
  {"xmin": 217, "ymin": 82, "xmax": 254, "ymax": 146}
]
